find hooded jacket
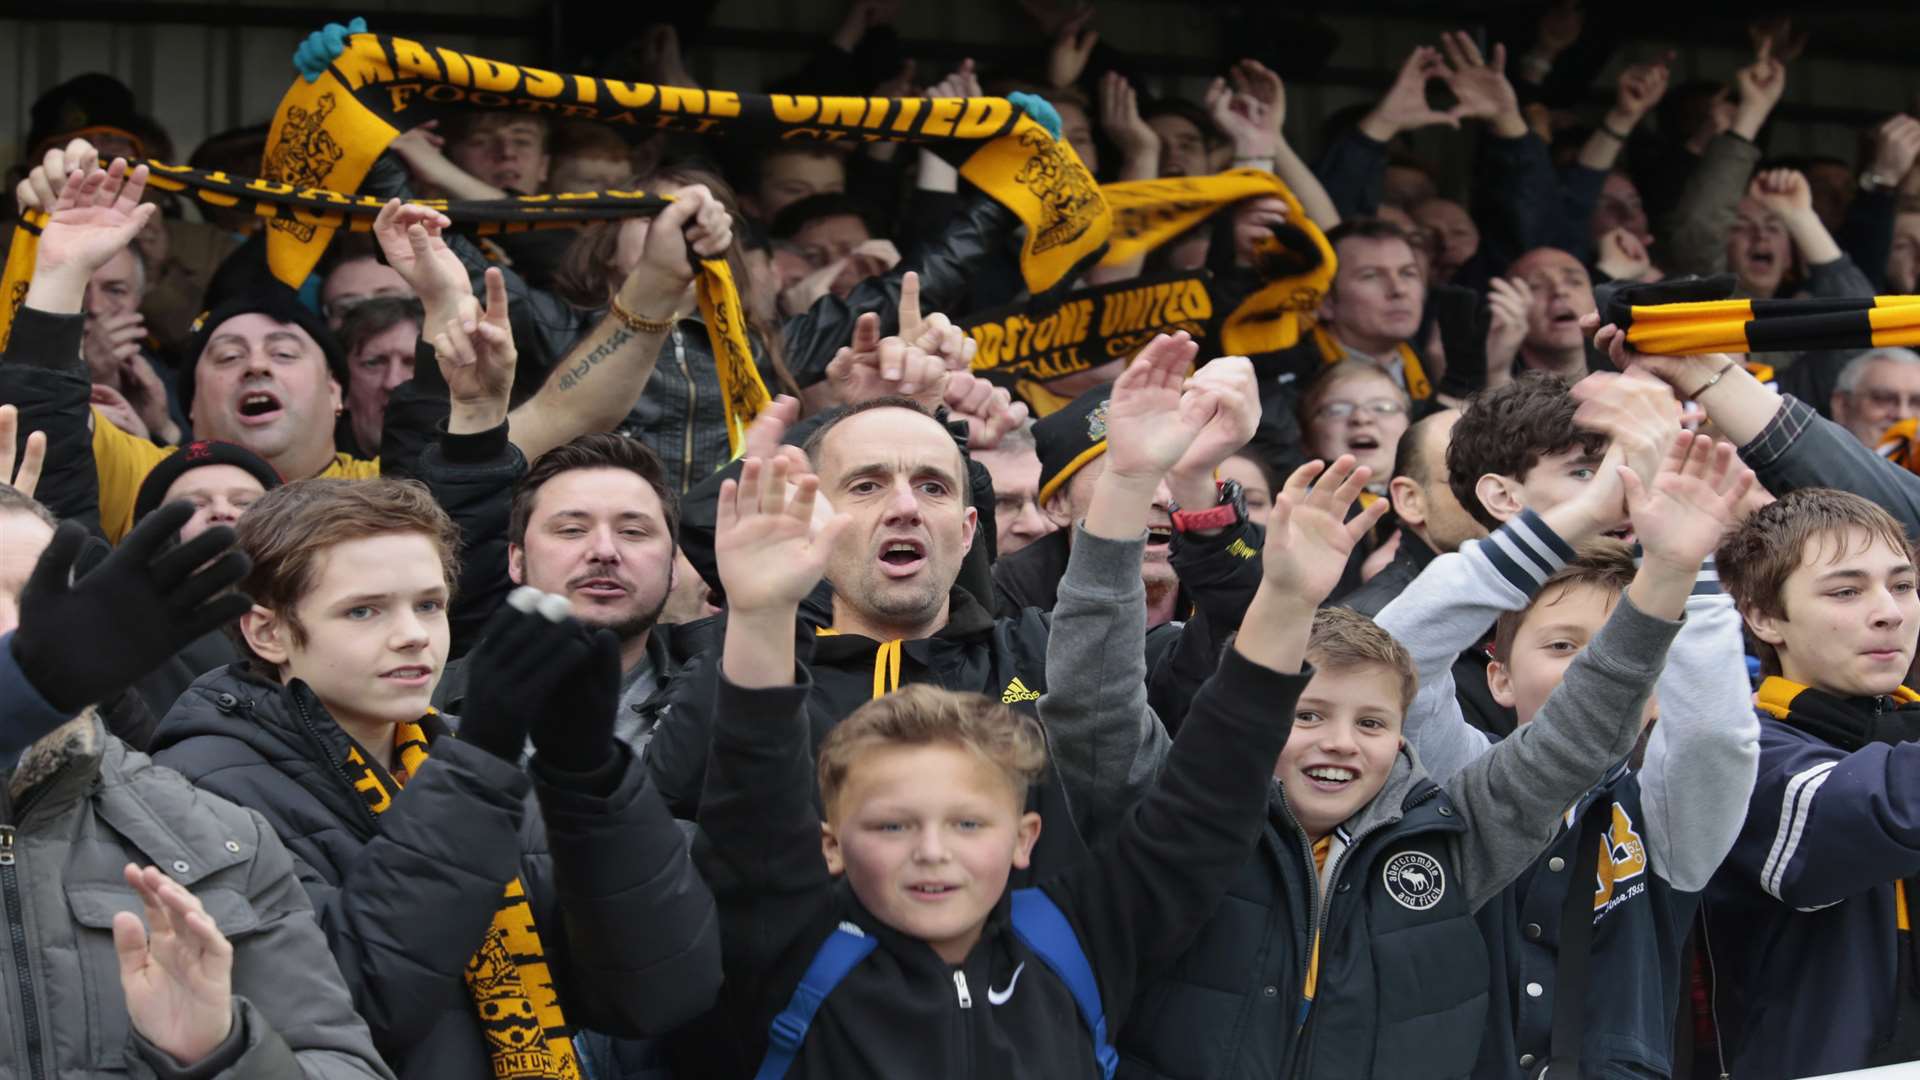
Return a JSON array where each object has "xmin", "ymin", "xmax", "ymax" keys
[
  {"xmin": 146, "ymin": 664, "xmax": 721, "ymax": 1080},
  {"xmin": 0, "ymin": 639, "xmax": 392, "ymax": 1079},
  {"xmin": 646, "ymin": 529, "xmax": 1176, "ymax": 863},
  {"xmin": 1116, "ymin": 585, "xmax": 1682, "ymax": 1080}
]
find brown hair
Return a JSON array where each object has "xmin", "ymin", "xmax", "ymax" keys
[
  {"xmin": 1447, "ymin": 372, "xmax": 1609, "ymax": 531},
  {"xmin": 233, "ymin": 478, "xmax": 460, "ymax": 660},
  {"xmin": 1492, "ymin": 540, "xmax": 1637, "ymax": 663},
  {"xmin": 1297, "ymin": 359, "xmax": 1409, "ymax": 441},
  {"xmin": 1307, "ymin": 607, "xmax": 1418, "ymax": 713},
  {"xmin": 510, "ymin": 432, "xmax": 680, "ymax": 548},
  {"xmin": 1717, "ymin": 488, "xmax": 1915, "ymax": 674},
  {"xmin": 550, "ymin": 120, "xmax": 630, "ymax": 165},
  {"xmin": 0, "ymin": 484, "xmax": 55, "ymax": 526},
  {"xmin": 338, "ymin": 296, "xmax": 424, "ymax": 362},
  {"xmin": 816, "ymin": 684, "xmax": 1048, "ymax": 818},
  {"xmin": 803, "ymin": 396, "xmax": 960, "ymax": 475}
]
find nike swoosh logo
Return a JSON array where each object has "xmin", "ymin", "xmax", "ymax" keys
[{"xmin": 987, "ymin": 962, "xmax": 1025, "ymax": 1006}]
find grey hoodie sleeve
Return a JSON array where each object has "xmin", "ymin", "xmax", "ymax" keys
[
  {"xmin": 1374, "ymin": 511, "xmax": 1576, "ymax": 784},
  {"xmin": 1445, "ymin": 591, "xmax": 1682, "ymax": 911},
  {"xmin": 1664, "ymin": 133, "xmax": 1761, "ymax": 278},
  {"xmin": 1038, "ymin": 525, "xmax": 1171, "ymax": 847},
  {"xmin": 1638, "ymin": 578, "xmax": 1761, "ymax": 892}
]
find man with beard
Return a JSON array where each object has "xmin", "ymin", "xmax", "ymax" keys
[{"xmin": 432, "ymin": 433, "xmax": 685, "ymax": 758}]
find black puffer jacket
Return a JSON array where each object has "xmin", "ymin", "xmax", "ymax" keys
[{"xmin": 147, "ymin": 664, "xmax": 721, "ymax": 1080}]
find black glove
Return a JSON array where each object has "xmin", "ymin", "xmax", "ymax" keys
[
  {"xmin": 460, "ymin": 591, "xmax": 581, "ymax": 764},
  {"xmin": 529, "ymin": 625, "xmax": 620, "ymax": 776},
  {"xmin": 11, "ymin": 500, "xmax": 252, "ymax": 715}
]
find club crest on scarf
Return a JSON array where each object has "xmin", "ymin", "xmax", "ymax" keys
[
  {"xmin": 260, "ymin": 93, "xmax": 345, "ymax": 242},
  {"xmin": 1013, "ymin": 126, "xmax": 1102, "ymax": 256}
]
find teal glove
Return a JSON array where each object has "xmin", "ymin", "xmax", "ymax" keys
[
  {"xmin": 292, "ymin": 17, "xmax": 367, "ymax": 83},
  {"xmin": 1007, "ymin": 91, "xmax": 1063, "ymax": 141}
]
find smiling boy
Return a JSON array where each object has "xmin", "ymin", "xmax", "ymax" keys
[
  {"xmin": 1115, "ymin": 433, "xmax": 1746, "ymax": 1079},
  {"xmin": 1706, "ymin": 488, "xmax": 1920, "ymax": 1079}
]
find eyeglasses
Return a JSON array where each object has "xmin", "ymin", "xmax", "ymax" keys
[{"xmin": 1315, "ymin": 399, "xmax": 1406, "ymax": 421}]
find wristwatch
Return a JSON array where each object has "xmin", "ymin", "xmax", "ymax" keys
[
  {"xmin": 1862, "ymin": 170, "xmax": 1899, "ymax": 193},
  {"xmin": 1169, "ymin": 479, "xmax": 1248, "ymax": 534}
]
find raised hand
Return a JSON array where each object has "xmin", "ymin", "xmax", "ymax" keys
[
  {"xmin": 117, "ymin": 356, "xmax": 181, "ymax": 446},
  {"xmin": 1570, "ymin": 368, "xmax": 1684, "ymax": 509},
  {"xmin": 1205, "ymin": 64, "xmax": 1282, "ymax": 161},
  {"xmin": 1170, "ymin": 355, "xmax": 1261, "ymax": 484},
  {"xmin": 1748, "ymin": 168, "xmax": 1813, "ymax": 217},
  {"xmin": 461, "ymin": 588, "xmax": 588, "ymax": 764},
  {"xmin": 11, "ymin": 500, "xmax": 252, "ymax": 714},
  {"xmin": 1612, "ymin": 53, "xmax": 1673, "ymax": 127},
  {"xmin": 943, "ymin": 371, "xmax": 1029, "ymax": 450},
  {"xmin": 1594, "ymin": 227, "xmax": 1655, "ymax": 283},
  {"xmin": 1098, "ymin": 71, "xmax": 1160, "ymax": 179},
  {"xmin": 1103, "ymin": 332, "xmax": 1208, "ymax": 482},
  {"xmin": 716, "ymin": 456, "xmax": 851, "ymax": 615},
  {"xmin": 1439, "ymin": 32, "xmax": 1523, "ymax": 135},
  {"xmin": 1866, "ymin": 115, "xmax": 1920, "ymax": 187},
  {"xmin": 114, "ymin": 864, "xmax": 234, "ymax": 1067},
  {"xmin": 1732, "ymin": 37, "xmax": 1787, "ymax": 139},
  {"xmin": 631, "ymin": 183, "xmax": 735, "ymax": 291},
  {"xmin": 926, "ymin": 58, "xmax": 982, "ymax": 101},
  {"xmin": 82, "ymin": 308, "xmax": 147, "ymax": 382},
  {"xmin": 372, "ymin": 198, "xmax": 468, "ymax": 338},
  {"xmin": 1046, "ymin": 6, "xmax": 1098, "ymax": 89},
  {"xmin": 1261, "ymin": 455, "xmax": 1391, "ymax": 607},
  {"xmin": 1358, "ymin": 46, "xmax": 1460, "ymax": 141},
  {"xmin": 1623, "ymin": 432, "xmax": 1755, "ymax": 572},
  {"xmin": 434, "ymin": 267, "xmax": 517, "ymax": 432},
  {"xmin": 1232, "ymin": 196, "xmax": 1290, "ymax": 268},
  {"xmin": 1746, "ymin": 15, "xmax": 1809, "ymax": 65},
  {"xmin": 1484, "ymin": 276, "xmax": 1532, "ymax": 381},
  {"xmin": 824, "ymin": 312, "xmax": 950, "ymax": 407},
  {"xmin": 896, "ymin": 271, "xmax": 974, "ymax": 375},
  {"xmin": 1585, "ymin": 313, "xmax": 1737, "ymax": 401},
  {"xmin": 0, "ymin": 404, "xmax": 47, "ymax": 497},
  {"xmin": 14, "ymin": 137, "xmax": 98, "ymax": 216},
  {"xmin": 832, "ymin": 0, "xmax": 901, "ymax": 54},
  {"xmin": 28, "ymin": 160, "xmax": 159, "ymax": 313}
]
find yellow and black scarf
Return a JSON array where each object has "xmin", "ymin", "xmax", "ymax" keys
[
  {"xmin": 1309, "ymin": 325, "xmax": 1432, "ymax": 401},
  {"xmin": 1603, "ymin": 276, "xmax": 1920, "ymax": 356},
  {"xmin": 345, "ymin": 718, "xmax": 581, "ymax": 1079}
]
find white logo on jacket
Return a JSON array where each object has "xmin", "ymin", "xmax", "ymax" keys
[
  {"xmin": 988, "ymin": 962, "xmax": 1026, "ymax": 1006},
  {"xmin": 1382, "ymin": 852, "xmax": 1446, "ymax": 910}
]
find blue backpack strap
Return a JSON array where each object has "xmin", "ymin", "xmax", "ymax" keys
[
  {"xmin": 753, "ymin": 921, "xmax": 878, "ymax": 1080},
  {"xmin": 1010, "ymin": 888, "xmax": 1119, "ymax": 1080}
]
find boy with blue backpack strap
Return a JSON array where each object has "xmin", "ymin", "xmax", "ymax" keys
[{"xmin": 693, "ymin": 335, "xmax": 1338, "ymax": 1078}]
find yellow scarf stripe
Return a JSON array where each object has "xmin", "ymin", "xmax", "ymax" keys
[
  {"xmin": 1100, "ymin": 169, "xmax": 1336, "ymax": 357},
  {"xmin": 347, "ymin": 719, "xmax": 581, "ymax": 1080},
  {"xmin": 1621, "ymin": 294, "xmax": 1920, "ymax": 356},
  {"xmin": 1309, "ymin": 325, "xmax": 1431, "ymax": 401},
  {"xmin": 268, "ymin": 32, "xmax": 1105, "ymax": 299}
]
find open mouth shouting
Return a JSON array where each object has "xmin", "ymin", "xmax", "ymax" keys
[
  {"xmin": 877, "ymin": 537, "xmax": 928, "ymax": 578},
  {"xmin": 235, "ymin": 388, "xmax": 285, "ymax": 426}
]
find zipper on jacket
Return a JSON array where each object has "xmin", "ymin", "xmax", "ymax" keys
[
  {"xmin": 2, "ymin": 789, "xmax": 52, "ymax": 1080},
  {"xmin": 672, "ymin": 327, "xmax": 696, "ymax": 492},
  {"xmin": 290, "ymin": 691, "xmax": 385, "ymax": 834},
  {"xmin": 953, "ymin": 969, "xmax": 973, "ymax": 1008}
]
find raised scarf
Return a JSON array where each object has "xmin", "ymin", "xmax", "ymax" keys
[
  {"xmin": 1603, "ymin": 275, "xmax": 1920, "ymax": 356},
  {"xmin": 346, "ymin": 718, "xmax": 581, "ymax": 1079}
]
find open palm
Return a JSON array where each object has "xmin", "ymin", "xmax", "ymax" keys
[
  {"xmin": 1263, "ymin": 456, "xmax": 1390, "ymax": 607},
  {"xmin": 1625, "ymin": 433, "xmax": 1754, "ymax": 569},
  {"xmin": 36, "ymin": 160, "xmax": 157, "ymax": 285},
  {"xmin": 715, "ymin": 457, "xmax": 850, "ymax": 614},
  {"xmin": 1104, "ymin": 333, "xmax": 1207, "ymax": 479}
]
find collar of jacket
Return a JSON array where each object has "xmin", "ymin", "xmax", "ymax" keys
[
  {"xmin": 156, "ymin": 663, "xmax": 452, "ymax": 835},
  {"xmin": 812, "ymin": 585, "xmax": 999, "ymax": 660},
  {"xmin": 1393, "ymin": 524, "xmax": 1439, "ymax": 573},
  {"xmin": 1755, "ymin": 675, "xmax": 1920, "ymax": 750},
  {"xmin": 5, "ymin": 712, "xmax": 105, "ymax": 819}
]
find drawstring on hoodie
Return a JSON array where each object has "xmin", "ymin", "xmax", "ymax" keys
[{"xmin": 871, "ymin": 640, "xmax": 902, "ymax": 699}]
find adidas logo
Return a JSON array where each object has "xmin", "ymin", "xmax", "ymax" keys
[{"xmin": 1002, "ymin": 677, "xmax": 1040, "ymax": 704}]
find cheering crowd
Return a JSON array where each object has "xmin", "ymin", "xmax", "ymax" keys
[{"xmin": 4, "ymin": 3, "xmax": 1920, "ymax": 1077}]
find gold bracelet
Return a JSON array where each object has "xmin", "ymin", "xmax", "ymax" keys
[
  {"xmin": 1693, "ymin": 359, "xmax": 1740, "ymax": 400},
  {"xmin": 609, "ymin": 292, "xmax": 676, "ymax": 334}
]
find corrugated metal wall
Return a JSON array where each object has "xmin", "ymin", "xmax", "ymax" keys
[{"xmin": 5, "ymin": 1, "xmax": 1918, "ymax": 185}]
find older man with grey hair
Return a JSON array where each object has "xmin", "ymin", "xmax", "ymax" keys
[{"xmin": 1828, "ymin": 346, "xmax": 1920, "ymax": 449}]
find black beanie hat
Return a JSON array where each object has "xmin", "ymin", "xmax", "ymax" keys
[
  {"xmin": 1034, "ymin": 382, "xmax": 1114, "ymax": 507},
  {"xmin": 132, "ymin": 440, "xmax": 284, "ymax": 525},
  {"xmin": 26, "ymin": 73, "xmax": 145, "ymax": 161},
  {"xmin": 181, "ymin": 290, "xmax": 347, "ymax": 418}
]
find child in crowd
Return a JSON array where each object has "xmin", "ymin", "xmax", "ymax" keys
[
  {"xmin": 1708, "ymin": 489, "xmax": 1920, "ymax": 1079},
  {"xmin": 1113, "ymin": 417, "xmax": 1743, "ymax": 1080}
]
